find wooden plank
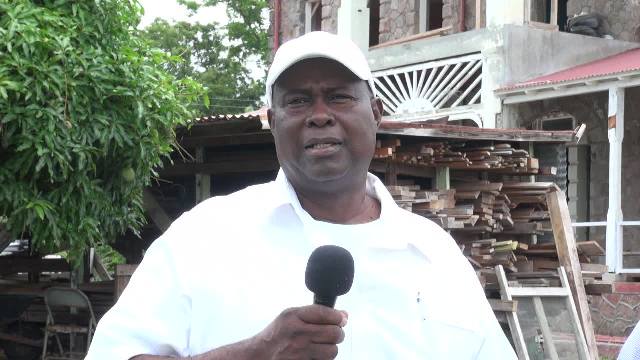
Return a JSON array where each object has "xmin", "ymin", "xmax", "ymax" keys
[
  {"xmin": 160, "ymin": 157, "xmax": 280, "ymax": 177},
  {"xmin": 369, "ymin": 159, "xmax": 436, "ymax": 179},
  {"xmin": 369, "ymin": 26, "xmax": 453, "ymax": 49},
  {"xmin": 509, "ymin": 287, "xmax": 569, "ymax": 297},
  {"xmin": 559, "ymin": 267, "xmax": 591, "ymax": 360},
  {"xmin": 143, "ymin": 189, "xmax": 172, "ymax": 233},
  {"xmin": 0, "ymin": 258, "xmax": 70, "ymax": 276},
  {"xmin": 496, "ymin": 265, "xmax": 530, "ymax": 360},
  {"xmin": 115, "ymin": 264, "xmax": 138, "ymax": 300},
  {"xmin": 93, "ymin": 252, "xmax": 113, "ymax": 281},
  {"xmin": 378, "ymin": 121, "xmax": 578, "ymax": 143},
  {"xmin": 177, "ymin": 131, "xmax": 274, "ymax": 148},
  {"xmin": 488, "ymin": 298, "xmax": 517, "ymax": 312},
  {"xmin": 576, "ymin": 241, "xmax": 605, "ymax": 257},
  {"xmin": 584, "ymin": 281, "xmax": 613, "ymax": 295},
  {"xmin": 547, "ymin": 189, "xmax": 599, "ymax": 359},
  {"xmin": 0, "ymin": 331, "xmax": 43, "ymax": 347},
  {"xmin": 195, "ymin": 147, "xmax": 211, "ymax": 204}
]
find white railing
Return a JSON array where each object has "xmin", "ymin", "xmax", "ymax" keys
[
  {"xmin": 571, "ymin": 220, "xmax": 640, "ymax": 273},
  {"xmin": 372, "ymin": 53, "xmax": 483, "ymax": 124}
]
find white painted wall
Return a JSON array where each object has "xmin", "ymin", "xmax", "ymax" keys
[{"xmin": 486, "ymin": 0, "xmax": 526, "ymax": 27}]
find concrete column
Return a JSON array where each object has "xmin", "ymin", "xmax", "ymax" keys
[
  {"xmin": 606, "ymin": 87, "xmax": 624, "ymax": 272},
  {"xmin": 486, "ymin": 0, "xmax": 525, "ymax": 27},
  {"xmin": 337, "ymin": 0, "xmax": 370, "ymax": 52}
]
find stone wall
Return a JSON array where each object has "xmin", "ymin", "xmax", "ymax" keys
[
  {"xmin": 321, "ymin": 0, "xmax": 340, "ymax": 33},
  {"xmin": 269, "ymin": 0, "xmax": 483, "ymax": 52},
  {"xmin": 567, "ymin": 0, "xmax": 640, "ymax": 42},
  {"xmin": 268, "ymin": 0, "xmax": 339, "ymax": 56},
  {"xmin": 378, "ymin": 0, "xmax": 418, "ymax": 43}
]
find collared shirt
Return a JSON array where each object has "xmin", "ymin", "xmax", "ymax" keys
[
  {"xmin": 618, "ymin": 321, "xmax": 640, "ymax": 360},
  {"xmin": 87, "ymin": 170, "xmax": 516, "ymax": 359}
]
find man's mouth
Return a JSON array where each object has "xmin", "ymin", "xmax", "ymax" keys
[
  {"xmin": 304, "ymin": 139, "xmax": 343, "ymax": 155},
  {"xmin": 305, "ymin": 142, "xmax": 341, "ymax": 150}
]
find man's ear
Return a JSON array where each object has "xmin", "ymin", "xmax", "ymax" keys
[
  {"xmin": 267, "ymin": 108, "xmax": 275, "ymax": 132},
  {"xmin": 371, "ymin": 97, "xmax": 383, "ymax": 128}
]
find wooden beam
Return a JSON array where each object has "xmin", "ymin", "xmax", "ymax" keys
[
  {"xmin": 369, "ymin": 26, "xmax": 452, "ymax": 50},
  {"xmin": 142, "ymin": 189, "xmax": 172, "ymax": 233},
  {"xmin": 499, "ymin": 77, "xmax": 640, "ymax": 105},
  {"xmin": 177, "ymin": 132, "xmax": 274, "ymax": 148},
  {"xmin": 546, "ymin": 188, "xmax": 599, "ymax": 359},
  {"xmin": 378, "ymin": 121, "xmax": 578, "ymax": 143},
  {"xmin": 160, "ymin": 158, "xmax": 280, "ymax": 177},
  {"xmin": 0, "ymin": 331, "xmax": 43, "ymax": 347},
  {"xmin": 93, "ymin": 252, "xmax": 112, "ymax": 281},
  {"xmin": 369, "ymin": 159, "xmax": 436, "ymax": 179},
  {"xmin": 195, "ymin": 147, "xmax": 211, "ymax": 204},
  {"xmin": 0, "ymin": 258, "xmax": 70, "ymax": 275},
  {"xmin": 488, "ymin": 298, "xmax": 517, "ymax": 312},
  {"xmin": 496, "ymin": 265, "xmax": 530, "ymax": 360}
]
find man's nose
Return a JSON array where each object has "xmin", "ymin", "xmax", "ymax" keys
[{"xmin": 305, "ymin": 99, "xmax": 335, "ymax": 127}]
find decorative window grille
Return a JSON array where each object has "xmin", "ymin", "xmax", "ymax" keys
[{"xmin": 372, "ymin": 53, "xmax": 483, "ymax": 119}]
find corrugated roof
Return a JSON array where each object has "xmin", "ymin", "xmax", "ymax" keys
[{"xmin": 498, "ymin": 48, "xmax": 640, "ymax": 92}]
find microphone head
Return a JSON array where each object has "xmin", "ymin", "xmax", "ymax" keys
[{"xmin": 305, "ymin": 245, "xmax": 354, "ymax": 301}]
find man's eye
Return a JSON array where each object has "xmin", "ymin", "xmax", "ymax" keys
[
  {"xmin": 330, "ymin": 94, "xmax": 354, "ymax": 103},
  {"xmin": 287, "ymin": 97, "xmax": 309, "ymax": 106}
]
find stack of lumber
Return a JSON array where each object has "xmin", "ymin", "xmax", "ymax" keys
[
  {"xmin": 393, "ymin": 142, "xmax": 472, "ymax": 168},
  {"xmin": 375, "ymin": 138, "xmax": 540, "ymax": 173},
  {"xmin": 501, "ymin": 182, "xmax": 554, "ymax": 236},
  {"xmin": 450, "ymin": 181, "xmax": 514, "ymax": 234},
  {"xmin": 459, "ymin": 238, "xmax": 529, "ymax": 271},
  {"xmin": 387, "ymin": 185, "xmax": 465, "ymax": 229}
]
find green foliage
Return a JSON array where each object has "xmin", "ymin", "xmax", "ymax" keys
[
  {"xmin": 0, "ymin": 0, "xmax": 204, "ymax": 265},
  {"xmin": 95, "ymin": 243, "xmax": 125, "ymax": 274},
  {"xmin": 146, "ymin": 0, "xmax": 269, "ymax": 114}
]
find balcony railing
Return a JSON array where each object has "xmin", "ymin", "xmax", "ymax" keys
[{"xmin": 372, "ymin": 53, "xmax": 483, "ymax": 125}]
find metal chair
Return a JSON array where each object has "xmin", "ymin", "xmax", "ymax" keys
[{"xmin": 41, "ymin": 287, "xmax": 96, "ymax": 360}]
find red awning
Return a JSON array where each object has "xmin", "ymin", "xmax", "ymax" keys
[{"xmin": 498, "ymin": 48, "xmax": 640, "ymax": 92}]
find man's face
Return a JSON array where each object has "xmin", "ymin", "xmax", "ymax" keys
[{"xmin": 268, "ymin": 58, "xmax": 382, "ymax": 191}]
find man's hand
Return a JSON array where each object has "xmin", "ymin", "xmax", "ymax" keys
[
  {"xmin": 253, "ymin": 304, "xmax": 348, "ymax": 360},
  {"xmin": 131, "ymin": 305, "xmax": 348, "ymax": 360}
]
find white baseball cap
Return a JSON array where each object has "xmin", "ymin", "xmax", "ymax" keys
[{"xmin": 265, "ymin": 31, "xmax": 375, "ymax": 107}]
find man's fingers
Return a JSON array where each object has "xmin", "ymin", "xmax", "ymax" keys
[
  {"xmin": 308, "ymin": 343, "xmax": 339, "ymax": 360},
  {"xmin": 297, "ymin": 305, "xmax": 347, "ymax": 326},
  {"xmin": 311, "ymin": 325, "xmax": 345, "ymax": 345}
]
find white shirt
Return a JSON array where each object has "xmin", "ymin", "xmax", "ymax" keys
[
  {"xmin": 87, "ymin": 170, "xmax": 516, "ymax": 359},
  {"xmin": 618, "ymin": 321, "xmax": 640, "ymax": 360}
]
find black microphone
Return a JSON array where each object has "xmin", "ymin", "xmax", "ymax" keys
[{"xmin": 305, "ymin": 245, "xmax": 354, "ymax": 308}]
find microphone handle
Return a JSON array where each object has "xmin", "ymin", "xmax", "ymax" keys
[{"xmin": 313, "ymin": 294, "xmax": 337, "ymax": 308}]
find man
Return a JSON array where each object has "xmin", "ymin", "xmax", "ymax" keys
[{"xmin": 86, "ymin": 31, "xmax": 516, "ymax": 359}]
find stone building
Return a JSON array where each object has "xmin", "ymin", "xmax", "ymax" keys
[{"xmin": 269, "ymin": 0, "xmax": 640, "ymax": 345}]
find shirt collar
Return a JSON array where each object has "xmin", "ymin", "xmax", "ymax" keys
[{"xmin": 271, "ymin": 169, "xmax": 408, "ymax": 249}]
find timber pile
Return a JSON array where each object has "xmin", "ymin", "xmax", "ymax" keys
[
  {"xmin": 388, "ymin": 180, "xmax": 608, "ymax": 279},
  {"xmin": 449, "ymin": 181, "xmax": 514, "ymax": 234},
  {"xmin": 375, "ymin": 139, "xmax": 540, "ymax": 173}
]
